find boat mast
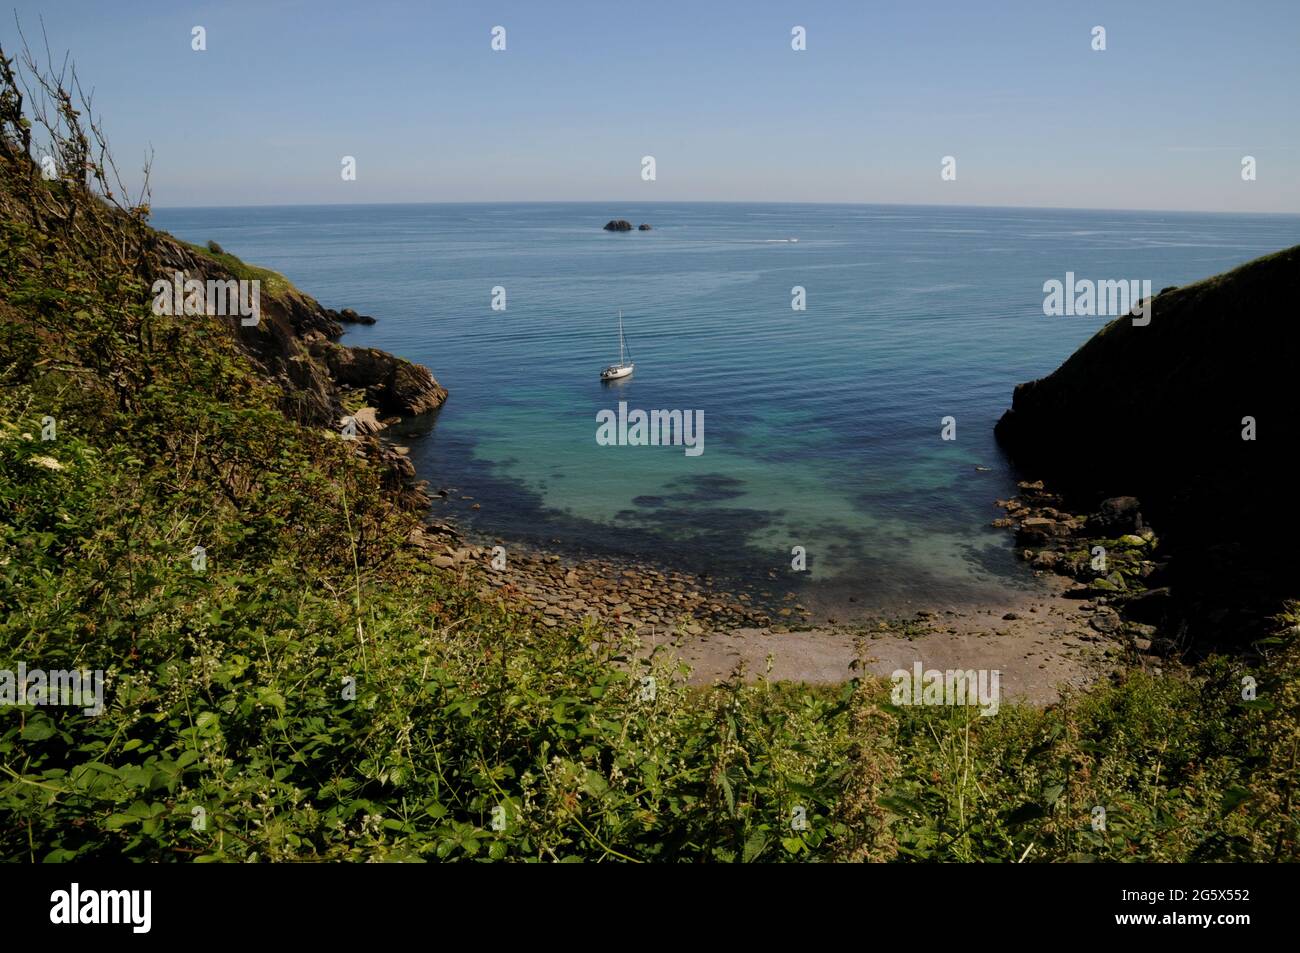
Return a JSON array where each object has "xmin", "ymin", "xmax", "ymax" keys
[{"xmin": 618, "ymin": 310, "xmax": 625, "ymax": 364}]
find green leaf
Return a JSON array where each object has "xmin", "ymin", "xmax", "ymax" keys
[
  {"xmin": 1220, "ymin": 786, "xmax": 1251, "ymax": 813},
  {"xmin": 742, "ymin": 832, "xmax": 768, "ymax": 863},
  {"xmin": 256, "ymin": 689, "xmax": 285, "ymax": 711},
  {"xmin": 878, "ymin": 794, "xmax": 925, "ymax": 816},
  {"xmin": 719, "ymin": 774, "xmax": 736, "ymax": 817},
  {"xmin": 20, "ymin": 715, "xmax": 56, "ymax": 741}
]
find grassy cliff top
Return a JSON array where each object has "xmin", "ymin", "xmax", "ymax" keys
[{"xmin": 175, "ymin": 239, "xmax": 297, "ymax": 298}]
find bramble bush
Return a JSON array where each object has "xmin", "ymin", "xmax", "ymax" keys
[{"xmin": 2, "ymin": 257, "xmax": 1296, "ymax": 861}]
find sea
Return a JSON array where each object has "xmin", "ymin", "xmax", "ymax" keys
[{"xmin": 151, "ymin": 202, "xmax": 1300, "ymax": 611}]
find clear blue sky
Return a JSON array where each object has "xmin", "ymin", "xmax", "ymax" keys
[{"xmin": 6, "ymin": 0, "xmax": 1297, "ymax": 211}]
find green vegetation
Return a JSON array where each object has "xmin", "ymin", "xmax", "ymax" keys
[
  {"xmin": 0, "ymin": 44, "xmax": 1296, "ymax": 862},
  {"xmin": 176, "ymin": 240, "xmax": 296, "ymax": 298}
]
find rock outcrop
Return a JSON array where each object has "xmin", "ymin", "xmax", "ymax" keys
[
  {"xmin": 151, "ymin": 235, "xmax": 446, "ymax": 507},
  {"xmin": 153, "ymin": 236, "xmax": 445, "ymax": 426},
  {"xmin": 314, "ymin": 343, "xmax": 447, "ymax": 416},
  {"xmin": 995, "ymin": 245, "xmax": 1300, "ymax": 646},
  {"xmin": 603, "ymin": 219, "xmax": 633, "ymax": 232},
  {"xmin": 336, "ymin": 307, "xmax": 376, "ymax": 325}
]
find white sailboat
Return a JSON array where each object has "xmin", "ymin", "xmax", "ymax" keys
[{"xmin": 600, "ymin": 310, "xmax": 635, "ymax": 380}]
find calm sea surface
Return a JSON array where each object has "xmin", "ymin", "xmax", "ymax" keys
[{"xmin": 152, "ymin": 203, "xmax": 1300, "ymax": 609}]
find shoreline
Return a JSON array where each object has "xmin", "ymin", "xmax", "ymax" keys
[{"xmin": 406, "ymin": 472, "xmax": 1144, "ymax": 703}]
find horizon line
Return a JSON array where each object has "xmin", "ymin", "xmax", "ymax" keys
[{"xmin": 149, "ymin": 198, "xmax": 1300, "ymax": 218}]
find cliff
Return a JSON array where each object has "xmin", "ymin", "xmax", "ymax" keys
[
  {"xmin": 996, "ymin": 245, "xmax": 1300, "ymax": 644},
  {"xmin": 0, "ymin": 137, "xmax": 445, "ymax": 508},
  {"xmin": 154, "ymin": 236, "xmax": 447, "ymax": 429}
]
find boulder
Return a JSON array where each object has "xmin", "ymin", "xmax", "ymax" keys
[
  {"xmin": 1015, "ymin": 517, "xmax": 1069, "ymax": 546},
  {"xmin": 338, "ymin": 307, "xmax": 377, "ymax": 325},
  {"xmin": 1090, "ymin": 496, "xmax": 1144, "ymax": 535},
  {"xmin": 603, "ymin": 220, "xmax": 633, "ymax": 232},
  {"xmin": 1031, "ymin": 551, "xmax": 1060, "ymax": 570},
  {"xmin": 316, "ymin": 343, "xmax": 447, "ymax": 416},
  {"xmin": 346, "ymin": 406, "xmax": 384, "ymax": 435},
  {"xmin": 1089, "ymin": 607, "xmax": 1121, "ymax": 633}
]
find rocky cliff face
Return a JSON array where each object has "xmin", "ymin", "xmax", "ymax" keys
[
  {"xmin": 1, "ymin": 138, "xmax": 445, "ymax": 509},
  {"xmin": 312, "ymin": 343, "xmax": 447, "ymax": 416},
  {"xmin": 152, "ymin": 236, "xmax": 446, "ymax": 430},
  {"xmin": 996, "ymin": 245, "xmax": 1300, "ymax": 646},
  {"xmin": 147, "ymin": 234, "xmax": 445, "ymax": 509}
]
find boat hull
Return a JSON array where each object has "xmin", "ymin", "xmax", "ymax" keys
[{"xmin": 600, "ymin": 364, "xmax": 634, "ymax": 381}]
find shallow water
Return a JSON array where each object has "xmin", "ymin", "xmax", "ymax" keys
[{"xmin": 153, "ymin": 202, "xmax": 1300, "ymax": 608}]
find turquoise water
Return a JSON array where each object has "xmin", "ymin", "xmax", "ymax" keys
[{"xmin": 152, "ymin": 203, "xmax": 1300, "ymax": 608}]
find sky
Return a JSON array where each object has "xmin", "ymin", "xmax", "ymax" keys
[{"xmin": 4, "ymin": 0, "xmax": 1298, "ymax": 212}]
